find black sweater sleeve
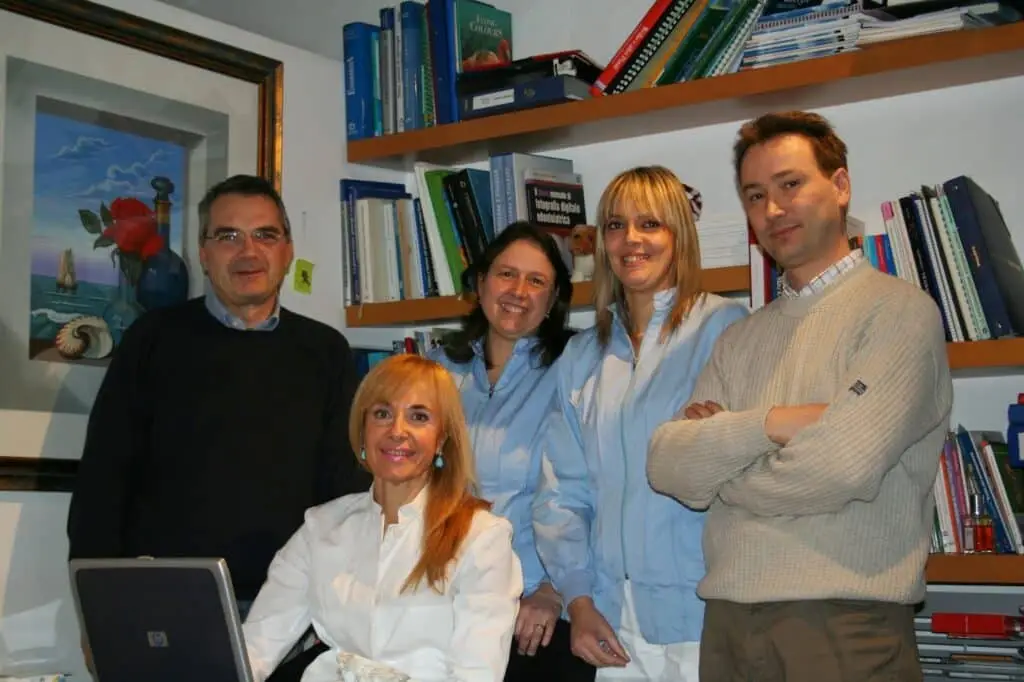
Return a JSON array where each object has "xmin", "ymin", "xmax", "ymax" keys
[
  {"xmin": 66, "ymin": 315, "xmax": 155, "ymax": 559},
  {"xmin": 313, "ymin": 332, "xmax": 372, "ymax": 504}
]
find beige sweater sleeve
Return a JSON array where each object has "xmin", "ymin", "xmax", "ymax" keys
[
  {"xmin": 719, "ymin": 295, "xmax": 952, "ymax": 517},
  {"xmin": 647, "ymin": 332, "xmax": 777, "ymax": 510}
]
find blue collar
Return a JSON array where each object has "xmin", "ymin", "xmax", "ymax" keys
[
  {"xmin": 204, "ymin": 290, "xmax": 280, "ymax": 331},
  {"xmin": 470, "ymin": 335, "xmax": 541, "ymax": 392},
  {"xmin": 470, "ymin": 334, "xmax": 540, "ymax": 360}
]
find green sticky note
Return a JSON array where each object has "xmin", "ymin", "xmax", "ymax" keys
[{"xmin": 293, "ymin": 258, "xmax": 314, "ymax": 294}]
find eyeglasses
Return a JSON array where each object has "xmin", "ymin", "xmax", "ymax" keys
[{"xmin": 203, "ymin": 227, "xmax": 287, "ymax": 247}]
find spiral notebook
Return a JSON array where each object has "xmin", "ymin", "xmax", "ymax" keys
[{"xmin": 755, "ymin": 0, "xmax": 862, "ymax": 31}]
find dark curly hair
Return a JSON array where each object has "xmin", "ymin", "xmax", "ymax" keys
[{"xmin": 441, "ymin": 221, "xmax": 574, "ymax": 368}]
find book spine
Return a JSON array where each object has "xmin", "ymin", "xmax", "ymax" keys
[
  {"xmin": 370, "ymin": 29, "xmax": 383, "ymax": 135},
  {"xmin": 449, "ymin": 173, "xmax": 490, "ymax": 265},
  {"xmin": 379, "ymin": 8, "xmax": 396, "ymax": 135},
  {"xmin": 393, "ymin": 5, "xmax": 405, "ymax": 133},
  {"xmin": 686, "ymin": 0, "xmax": 757, "ymax": 80},
  {"xmin": 442, "ymin": 174, "xmax": 473, "ymax": 269},
  {"xmin": 942, "ymin": 177, "xmax": 1015, "ymax": 337},
  {"xmin": 420, "ymin": 3, "xmax": 436, "ymax": 126},
  {"xmin": 590, "ymin": 0, "xmax": 675, "ymax": 96},
  {"xmin": 343, "ymin": 22, "xmax": 378, "ymax": 141},
  {"xmin": 490, "ymin": 154, "xmax": 508, "ymax": 234},
  {"xmin": 400, "ymin": 2, "xmax": 424, "ymax": 130},
  {"xmin": 427, "ymin": 0, "xmax": 453, "ymax": 124},
  {"xmin": 607, "ymin": 0, "xmax": 695, "ymax": 94},
  {"xmin": 459, "ymin": 76, "xmax": 589, "ymax": 120},
  {"xmin": 414, "ymin": 198, "xmax": 439, "ymax": 297}
]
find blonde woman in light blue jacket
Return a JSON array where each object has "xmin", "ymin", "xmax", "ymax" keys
[{"xmin": 533, "ymin": 167, "xmax": 748, "ymax": 682}]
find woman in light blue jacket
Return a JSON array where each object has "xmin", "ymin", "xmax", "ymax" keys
[
  {"xmin": 430, "ymin": 222, "xmax": 595, "ymax": 682},
  {"xmin": 533, "ymin": 167, "xmax": 749, "ymax": 681}
]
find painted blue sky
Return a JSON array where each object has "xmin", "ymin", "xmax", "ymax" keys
[{"xmin": 30, "ymin": 111, "xmax": 187, "ymax": 285}]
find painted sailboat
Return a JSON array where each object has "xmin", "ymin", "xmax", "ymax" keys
[{"xmin": 56, "ymin": 248, "xmax": 78, "ymax": 293}]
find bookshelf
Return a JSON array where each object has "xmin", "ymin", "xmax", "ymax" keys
[
  {"xmin": 926, "ymin": 554, "xmax": 1024, "ymax": 585},
  {"xmin": 343, "ymin": 14, "xmax": 1024, "ymax": 588},
  {"xmin": 343, "ymin": 23, "xmax": 1024, "ymax": 378},
  {"xmin": 347, "ymin": 22, "xmax": 1024, "ymax": 167}
]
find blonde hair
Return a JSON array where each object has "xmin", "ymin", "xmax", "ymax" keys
[
  {"xmin": 594, "ymin": 165, "xmax": 705, "ymax": 345},
  {"xmin": 348, "ymin": 354, "xmax": 490, "ymax": 593}
]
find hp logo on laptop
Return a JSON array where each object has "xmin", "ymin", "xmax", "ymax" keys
[{"xmin": 146, "ymin": 631, "xmax": 169, "ymax": 648}]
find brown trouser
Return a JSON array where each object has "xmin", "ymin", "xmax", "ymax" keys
[{"xmin": 699, "ymin": 598, "xmax": 922, "ymax": 682}]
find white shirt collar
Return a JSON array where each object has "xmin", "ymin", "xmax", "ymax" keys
[{"xmin": 781, "ymin": 249, "xmax": 864, "ymax": 299}]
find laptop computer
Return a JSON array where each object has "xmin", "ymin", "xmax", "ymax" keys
[{"xmin": 68, "ymin": 557, "xmax": 254, "ymax": 682}]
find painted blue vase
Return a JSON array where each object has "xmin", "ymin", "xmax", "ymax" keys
[
  {"xmin": 102, "ymin": 265, "xmax": 144, "ymax": 346},
  {"xmin": 136, "ymin": 176, "xmax": 189, "ymax": 311}
]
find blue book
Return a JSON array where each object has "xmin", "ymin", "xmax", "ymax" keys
[
  {"xmin": 943, "ymin": 175, "xmax": 1024, "ymax": 338},
  {"xmin": 458, "ymin": 75, "xmax": 591, "ymax": 120},
  {"xmin": 343, "ymin": 22, "xmax": 380, "ymax": 141},
  {"xmin": 399, "ymin": 1, "xmax": 426, "ymax": 130},
  {"xmin": 463, "ymin": 168, "xmax": 494, "ymax": 242},
  {"xmin": 427, "ymin": 0, "xmax": 458, "ymax": 124}
]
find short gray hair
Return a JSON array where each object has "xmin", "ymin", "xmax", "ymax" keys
[{"xmin": 197, "ymin": 174, "xmax": 292, "ymax": 244}]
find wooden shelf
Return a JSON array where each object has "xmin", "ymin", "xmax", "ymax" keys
[
  {"xmin": 926, "ymin": 553, "xmax": 1024, "ymax": 586},
  {"xmin": 344, "ymin": 264, "xmax": 1024, "ymax": 374},
  {"xmin": 347, "ymin": 23, "xmax": 1024, "ymax": 167},
  {"xmin": 345, "ymin": 265, "xmax": 749, "ymax": 327},
  {"xmin": 347, "ymin": 262, "xmax": 1024, "ymax": 371},
  {"xmin": 947, "ymin": 337, "xmax": 1024, "ymax": 372}
]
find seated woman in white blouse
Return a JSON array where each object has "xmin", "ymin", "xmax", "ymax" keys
[{"xmin": 243, "ymin": 353, "xmax": 524, "ymax": 682}]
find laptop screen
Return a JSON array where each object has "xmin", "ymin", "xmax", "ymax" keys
[{"xmin": 70, "ymin": 558, "xmax": 251, "ymax": 682}]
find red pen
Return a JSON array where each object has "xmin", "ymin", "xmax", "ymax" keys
[{"xmin": 931, "ymin": 612, "xmax": 1024, "ymax": 639}]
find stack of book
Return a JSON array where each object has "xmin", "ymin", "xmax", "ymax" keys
[
  {"xmin": 588, "ymin": 0, "xmax": 1022, "ymax": 94},
  {"xmin": 343, "ymin": 0, "xmax": 517, "ymax": 140},
  {"xmin": 454, "ymin": 50, "xmax": 603, "ymax": 120},
  {"xmin": 339, "ymin": 151, "xmax": 591, "ymax": 305}
]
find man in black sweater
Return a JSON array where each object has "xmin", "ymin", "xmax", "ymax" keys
[{"xmin": 66, "ymin": 175, "xmax": 372, "ymax": 610}]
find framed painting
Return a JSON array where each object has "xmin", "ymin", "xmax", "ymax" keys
[{"xmin": 0, "ymin": 0, "xmax": 283, "ymax": 418}]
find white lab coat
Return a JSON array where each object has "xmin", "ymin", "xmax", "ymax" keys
[{"xmin": 243, "ymin": 487, "xmax": 523, "ymax": 682}]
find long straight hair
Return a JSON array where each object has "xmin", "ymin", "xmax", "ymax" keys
[
  {"xmin": 442, "ymin": 221, "xmax": 574, "ymax": 368},
  {"xmin": 593, "ymin": 166, "xmax": 705, "ymax": 346},
  {"xmin": 348, "ymin": 354, "xmax": 490, "ymax": 593}
]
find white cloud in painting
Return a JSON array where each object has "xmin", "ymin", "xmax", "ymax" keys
[
  {"xmin": 50, "ymin": 135, "xmax": 114, "ymax": 160},
  {"xmin": 72, "ymin": 149, "xmax": 168, "ymax": 198}
]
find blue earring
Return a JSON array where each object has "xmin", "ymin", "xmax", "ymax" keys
[
  {"xmin": 433, "ymin": 453, "xmax": 444, "ymax": 469},
  {"xmin": 359, "ymin": 448, "xmax": 367, "ymax": 461}
]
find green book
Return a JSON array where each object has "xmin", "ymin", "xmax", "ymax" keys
[
  {"xmin": 656, "ymin": 0, "xmax": 734, "ymax": 85},
  {"xmin": 454, "ymin": 0, "xmax": 513, "ymax": 73}
]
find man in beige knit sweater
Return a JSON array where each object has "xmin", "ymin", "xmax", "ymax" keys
[{"xmin": 646, "ymin": 111, "xmax": 952, "ymax": 682}]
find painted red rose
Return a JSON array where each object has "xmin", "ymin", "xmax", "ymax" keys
[
  {"xmin": 109, "ymin": 197, "xmax": 152, "ymax": 222},
  {"xmin": 139, "ymin": 233, "xmax": 164, "ymax": 259},
  {"xmin": 103, "ymin": 197, "xmax": 162, "ymax": 257}
]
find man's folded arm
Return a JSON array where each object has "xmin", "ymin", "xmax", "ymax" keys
[{"xmin": 647, "ymin": 337, "xmax": 777, "ymax": 510}]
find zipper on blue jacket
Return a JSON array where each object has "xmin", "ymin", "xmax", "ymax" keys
[{"xmin": 619, "ymin": 317, "xmax": 640, "ymax": 582}]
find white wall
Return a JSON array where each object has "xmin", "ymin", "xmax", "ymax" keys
[
  {"xmin": 0, "ymin": 0, "xmax": 361, "ymax": 677},
  {"xmin": 344, "ymin": 0, "xmax": 1024, "ymax": 430}
]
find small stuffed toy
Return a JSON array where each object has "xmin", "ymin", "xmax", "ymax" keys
[{"xmin": 570, "ymin": 224, "xmax": 597, "ymax": 283}]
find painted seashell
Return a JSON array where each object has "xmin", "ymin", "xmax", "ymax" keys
[{"xmin": 55, "ymin": 315, "xmax": 115, "ymax": 360}]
